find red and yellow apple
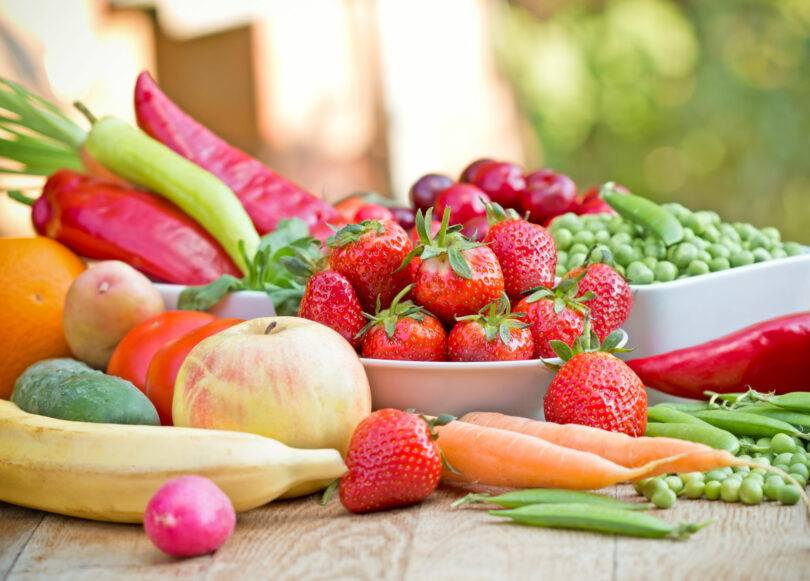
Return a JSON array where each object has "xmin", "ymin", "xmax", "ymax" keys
[{"xmin": 172, "ymin": 316, "xmax": 371, "ymax": 458}]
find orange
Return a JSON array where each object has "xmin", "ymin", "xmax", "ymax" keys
[{"xmin": 0, "ymin": 236, "xmax": 86, "ymax": 399}]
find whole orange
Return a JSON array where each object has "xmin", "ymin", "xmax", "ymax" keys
[{"xmin": 0, "ymin": 236, "xmax": 86, "ymax": 398}]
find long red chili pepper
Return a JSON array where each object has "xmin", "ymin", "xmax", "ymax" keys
[
  {"xmin": 625, "ymin": 312, "xmax": 810, "ymax": 398},
  {"xmin": 20, "ymin": 169, "xmax": 242, "ymax": 285},
  {"xmin": 133, "ymin": 71, "xmax": 344, "ymax": 242}
]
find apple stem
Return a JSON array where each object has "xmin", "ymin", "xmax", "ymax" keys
[{"xmin": 264, "ymin": 321, "xmax": 278, "ymax": 335}]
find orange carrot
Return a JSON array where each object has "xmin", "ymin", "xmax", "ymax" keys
[
  {"xmin": 460, "ymin": 411, "xmax": 732, "ymax": 475},
  {"xmin": 435, "ymin": 420, "xmax": 738, "ymax": 490}
]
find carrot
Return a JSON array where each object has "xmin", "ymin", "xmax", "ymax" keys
[
  {"xmin": 460, "ymin": 411, "xmax": 732, "ymax": 475},
  {"xmin": 436, "ymin": 420, "xmax": 725, "ymax": 490}
]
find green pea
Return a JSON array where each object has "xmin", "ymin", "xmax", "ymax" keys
[
  {"xmin": 642, "ymin": 477, "xmax": 669, "ymax": 500},
  {"xmin": 553, "ymin": 229, "xmax": 573, "ymax": 250},
  {"xmin": 720, "ymin": 478, "xmax": 741, "ymax": 502},
  {"xmin": 686, "ymin": 260, "xmax": 710, "ymax": 276},
  {"xmin": 554, "ymin": 213, "xmax": 581, "ymax": 232},
  {"xmin": 651, "ymin": 487, "xmax": 677, "ymax": 509},
  {"xmin": 790, "ymin": 462, "xmax": 809, "ymax": 478},
  {"xmin": 607, "ymin": 215, "xmax": 625, "ymax": 234},
  {"xmin": 771, "ymin": 433, "xmax": 797, "ymax": 455},
  {"xmin": 653, "ymin": 260, "xmax": 678, "ymax": 282},
  {"xmin": 669, "ymin": 242, "xmax": 698, "ymax": 268},
  {"xmin": 568, "ymin": 253, "xmax": 587, "ymax": 270},
  {"xmin": 739, "ymin": 479, "xmax": 763, "ymax": 505},
  {"xmin": 707, "ymin": 243, "xmax": 730, "ymax": 259},
  {"xmin": 744, "ymin": 472, "xmax": 764, "ymax": 484},
  {"xmin": 569, "ymin": 243, "xmax": 589, "ymax": 256},
  {"xmin": 663, "ymin": 202, "xmax": 690, "ymax": 220},
  {"xmin": 701, "ymin": 225, "xmax": 721, "ymax": 243},
  {"xmin": 683, "ymin": 480, "xmax": 705, "ymax": 499},
  {"xmin": 730, "ymin": 250, "xmax": 755, "ymax": 267},
  {"xmin": 678, "ymin": 472, "xmax": 705, "ymax": 484},
  {"xmin": 761, "ymin": 226, "xmax": 781, "ymax": 243},
  {"xmin": 752, "ymin": 248, "xmax": 771, "ymax": 262},
  {"xmin": 726, "ymin": 473, "xmax": 743, "ymax": 481},
  {"xmin": 789, "ymin": 472, "xmax": 807, "ymax": 488},
  {"xmin": 755, "ymin": 437, "xmax": 773, "ymax": 449},
  {"xmin": 704, "ymin": 469, "xmax": 728, "ymax": 482},
  {"xmin": 778, "ymin": 484, "xmax": 801, "ymax": 505},
  {"xmin": 664, "ymin": 476, "xmax": 684, "ymax": 494},
  {"xmin": 784, "ymin": 241, "xmax": 804, "ymax": 256},
  {"xmin": 750, "ymin": 467, "xmax": 769, "ymax": 478},
  {"xmin": 643, "ymin": 240, "xmax": 666, "ymax": 260},
  {"xmin": 681, "ymin": 227, "xmax": 695, "ymax": 241},
  {"xmin": 572, "ymin": 229, "xmax": 595, "ymax": 247},
  {"xmin": 704, "ymin": 480, "xmax": 722, "ymax": 500},
  {"xmin": 771, "ymin": 247, "xmax": 787, "ymax": 259},
  {"xmin": 732, "ymin": 465, "xmax": 750, "ymax": 474},
  {"xmin": 764, "ymin": 475, "xmax": 785, "ymax": 500},
  {"xmin": 642, "ymin": 256, "xmax": 658, "ymax": 270},
  {"xmin": 773, "ymin": 452, "xmax": 794, "ymax": 467},
  {"xmin": 594, "ymin": 229, "xmax": 611, "ymax": 244},
  {"xmin": 709, "ymin": 257, "xmax": 730, "ymax": 272},
  {"xmin": 613, "ymin": 244, "xmax": 636, "ymax": 267},
  {"xmin": 626, "ymin": 261, "xmax": 655, "ymax": 284},
  {"xmin": 634, "ymin": 478, "xmax": 650, "ymax": 496},
  {"xmin": 587, "ymin": 244, "xmax": 612, "ymax": 264},
  {"xmin": 774, "ymin": 464, "xmax": 791, "ymax": 473},
  {"xmin": 790, "ymin": 453, "xmax": 807, "ymax": 466}
]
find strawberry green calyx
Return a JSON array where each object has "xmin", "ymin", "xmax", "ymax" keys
[
  {"xmin": 399, "ymin": 207, "xmax": 487, "ymax": 280},
  {"xmin": 326, "ymin": 219, "xmax": 387, "ymax": 249},
  {"xmin": 522, "ymin": 277, "xmax": 594, "ymax": 316},
  {"xmin": 454, "ymin": 292, "xmax": 531, "ymax": 346},
  {"xmin": 548, "ymin": 314, "xmax": 630, "ymax": 367},
  {"xmin": 484, "ymin": 200, "xmax": 522, "ymax": 226},
  {"xmin": 356, "ymin": 284, "xmax": 429, "ymax": 340}
]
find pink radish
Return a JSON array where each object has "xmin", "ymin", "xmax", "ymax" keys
[{"xmin": 143, "ymin": 475, "xmax": 236, "ymax": 557}]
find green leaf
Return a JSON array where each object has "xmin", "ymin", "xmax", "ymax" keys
[
  {"xmin": 499, "ymin": 324, "xmax": 512, "ymax": 346},
  {"xmin": 177, "ymin": 275, "xmax": 244, "ymax": 312},
  {"xmin": 447, "ymin": 247, "xmax": 473, "ymax": 279},
  {"xmin": 600, "ymin": 330, "xmax": 624, "ymax": 352},
  {"xmin": 549, "ymin": 340, "xmax": 573, "ymax": 361}
]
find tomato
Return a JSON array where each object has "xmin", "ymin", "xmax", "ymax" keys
[
  {"xmin": 106, "ymin": 311, "xmax": 216, "ymax": 394},
  {"xmin": 145, "ymin": 318, "xmax": 243, "ymax": 425}
]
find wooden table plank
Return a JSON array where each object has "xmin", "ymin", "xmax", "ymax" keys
[{"xmin": 1, "ymin": 485, "xmax": 809, "ymax": 580}]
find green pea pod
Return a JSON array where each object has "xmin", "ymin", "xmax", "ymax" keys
[
  {"xmin": 735, "ymin": 405, "xmax": 810, "ymax": 431},
  {"xmin": 84, "ymin": 116, "xmax": 260, "ymax": 275},
  {"xmin": 647, "ymin": 406, "xmax": 712, "ymax": 425},
  {"xmin": 655, "ymin": 401, "xmax": 714, "ymax": 413},
  {"xmin": 693, "ymin": 410, "xmax": 808, "ymax": 440},
  {"xmin": 489, "ymin": 503, "xmax": 714, "ymax": 540},
  {"xmin": 750, "ymin": 391, "xmax": 810, "ymax": 414},
  {"xmin": 601, "ymin": 185, "xmax": 684, "ymax": 246},
  {"xmin": 451, "ymin": 489, "xmax": 650, "ymax": 510},
  {"xmin": 644, "ymin": 422, "xmax": 740, "ymax": 454}
]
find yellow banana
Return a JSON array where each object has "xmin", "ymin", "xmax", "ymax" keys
[{"xmin": 0, "ymin": 399, "xmax": 347, "ymax": 523}]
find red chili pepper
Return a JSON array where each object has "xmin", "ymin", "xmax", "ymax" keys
[
  {"xmin": 625, "ymin": 312, "xmax": 810, "ymax": 398},
  {"xmin": 26, "ymin": 169, "xmax": 242, "ymax": 285},
  {"xmin": 133, "ymin": 71, "xmax": 345, "ymax": 242}
]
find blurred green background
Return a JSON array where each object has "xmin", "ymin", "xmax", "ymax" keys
[{"xmin": 495, "ymin": 0, "xmax": 810, "ymax": 244}]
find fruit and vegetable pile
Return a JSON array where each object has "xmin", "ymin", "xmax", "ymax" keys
[{"xmin": 1, "ymin": 71, "xmax": 809, "ymax": 558}]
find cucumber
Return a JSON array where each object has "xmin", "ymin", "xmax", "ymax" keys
[{"xmin": 11, "ymin": 358, "xmax": 160, "ymax": 425}]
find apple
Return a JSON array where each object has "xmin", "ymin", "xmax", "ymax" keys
[{"xmin": 172, "ymin": 317, "xmax": 371, "ymax": 461}]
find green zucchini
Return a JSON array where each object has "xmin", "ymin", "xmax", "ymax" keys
[{"xmin": 11, "ymin": 358, "xmax": 160, "ymax": 425}]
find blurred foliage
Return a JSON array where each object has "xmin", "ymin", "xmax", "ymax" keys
[{"xmin": 495, "ymin": 0, "xmax": 810, "ymax": 243}]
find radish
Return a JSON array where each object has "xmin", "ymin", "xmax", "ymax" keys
[{"xmin": 143, "ymin": 475, "xmax": 236, "ymax": 557}]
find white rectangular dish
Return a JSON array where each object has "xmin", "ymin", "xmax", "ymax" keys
[{"xmin": 154, "ymin": 283, "xmax": 276, "ymax": 320}]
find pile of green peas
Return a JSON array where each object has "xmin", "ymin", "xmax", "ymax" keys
[
  {"xmin": 548, "ymin": 205, "xmax": 805, "ymax": 284},
  {"xmin": 635, "ymin": 432, "xmax": 810, "ymax": 508}
]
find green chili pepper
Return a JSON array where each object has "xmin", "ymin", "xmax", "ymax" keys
[
  {"xmin": 451, "ymin": 489, "xmax": 650, "ymax": 510},
  {"xmin": 82, "ymin": 115, "xmax": 260, "ymax": 275},
  {"xmin": 489, "ymin": 503, "xmax": 714, "ymax": 540},
  {"xmin": 644, "ymin": 422, "xmax": 740, "ymax": 454}
]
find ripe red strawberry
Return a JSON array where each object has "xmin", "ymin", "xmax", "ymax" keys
[
  {"xmin": 298, "ymin": 269, "xmax": 365, "ymax": 349},
  {"xmin": 328, "ymin": 219, "xmax": 414, "ymax": 312},
  {"xmin": 514, "ymin": 279, "xmax": 590, "ymax": 358},
  {"xmin": 482, "ymin": 202, "xmax": 557, "ymax": 301},
  {"xmin": 359, "ymin": 286, "xmax": 447, "ymax": 361},
  {"xmin": 566, "ymin": 262, "xmax": 633, "ymax": 341},
  {"xmin": 339, "ymin": 408, "xmax": 445, "ymax": 513},
  {"xmin": 406, "ymin": 208, "xmax": 504, "ymax": 327},
  {"xmin": 447, "ymin": 293, "xmax": 534, "ymax": 362},
  {"xmin": 543, "ymin": 331, "xmax": 646, "ymax": 436}
]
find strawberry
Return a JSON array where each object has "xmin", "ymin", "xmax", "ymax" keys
[
  {"xmin": 298, "ymin": 269, "xmax": 365, "ymax": 349},
  {"xmin": 406, "ymin": 208, "xmax": 504, "ymax": 327},
  {"xmin": 359, "ymin": 286, "xmax": 447, "ymax": 361},
  {"xmin": 338, "ymin": 408, "xmax": 447, "ymax": 513},
  {"xmin": 482, "ymin": 202, "xmax": 557, "ymax": 301},
  {"xmin": 514, "ymin": 279, "xmax": 591, "ymax": 358},
  {"xmin": 543, "ymin": 327, "xmax": 646, "ymax": 436},
  {"xmin": 447, "ymin": 293, "xmax": 534, "ymax": 362},
  {"xmin": 566, "ymin": 261, "xmax": 633, "ymax": 341},
  {"xmin": 328, "ymin": 219, "xmax": 414, "ymax": 312}
]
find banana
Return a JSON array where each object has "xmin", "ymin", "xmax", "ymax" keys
[{"xmin": 0, "ymin": 399, "xmax": 347, "ymax": 523}]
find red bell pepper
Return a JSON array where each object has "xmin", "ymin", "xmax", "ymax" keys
[
  {"xmin": 25, "ymin": 169, "xmax": 242, "ymax": 285},
  {"xmin": 625, "ymin": 312, "xmax": 810, "ymax": 399},
  {"xmin": 133, "ymin": 71, "xmax": 345, "ymax": 242}
]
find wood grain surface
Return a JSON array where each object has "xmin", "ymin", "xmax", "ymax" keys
[{"xmin": 1, "ymin": 483, "xmax": 809, "ymax": 580}]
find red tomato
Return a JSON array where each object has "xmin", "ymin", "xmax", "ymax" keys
[
  {"xmin": 106, "ymin": 311, "xmax": 216, "ymax": 394},
  {"xmin": 145, "ymin": 318, "xmax": 243, "ymax": 425}
]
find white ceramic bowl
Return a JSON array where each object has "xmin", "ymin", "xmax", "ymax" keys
[
  {"xmin": 361, "ymin": 329, "xmax": 628, "ymax": 420},
  {"xmin": 618, "ymin": 251, "xmax": 810, "ymax": 404},
  {"xmin": 154, "ymin": 283, "xmax": 276, "ymax": 319}
]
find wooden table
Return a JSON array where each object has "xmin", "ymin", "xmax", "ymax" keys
[{"xmin": 2, "ymin": 483, "xmax": 809, "ymax": 580}]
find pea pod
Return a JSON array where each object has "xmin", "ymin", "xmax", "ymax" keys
[
  {"xmin": 693, "ymin": 410, "xmax": 809, "ymax": 440},
  {"xmin": 83, "ymin": 115, "xmax": 260, "ymax": 275},
  {"xmin": 601, "ymin": 185, "xmax": 684, "ymax": 246},
  {"xmin": 489, "ymin": 503, "xmax": 714, "ymax": 540},
  {"xmin": 647, "ymin": 406, "xmax": 712, "ymax": 425},
  {"xmin": 655, "ymin": 401, "xmax": 714, "ymax": 413},
  {"xmin": 749, "ymin": 390, "xmax": 810, "ymax": 414},
  {"xmin": 739, "ymin": 404, "xmax": 810, "ymax": 431},
  {"xmin": 451, "ymin": 489, "xmax": 650, "ymax": 510},
  {"xmin": 644, "ymin": 422, "xmax": 740, "ymax": 454}
]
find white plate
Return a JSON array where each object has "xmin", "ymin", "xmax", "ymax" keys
[
  {"xmin": 361, "ymin": 329, "xmax": 628, "ymax": 420},
  {"xmin": 154, "ymin": 283, "xmax": 276, "ymax": 320},
  {"xmin": 619, "ymin": 251, "xmax": 810, "ymax": 404}
]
